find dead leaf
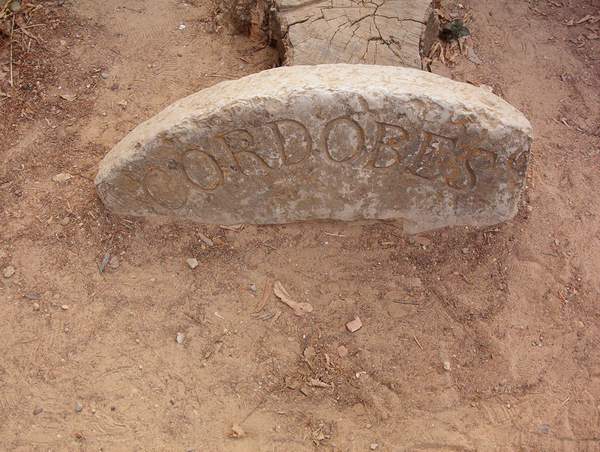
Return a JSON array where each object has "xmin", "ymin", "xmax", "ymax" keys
[{"xmin": 273, "ymin": 281, "xmax": 313, "ymax": 316}]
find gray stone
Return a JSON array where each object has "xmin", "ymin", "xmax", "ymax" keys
[
  {"xmin": 95, "ymin": 64, "xmax": 532, "ymax": 233},
  {"xmin": 269, "ymin": 0, "xmax": 439, "ymax": 68}
]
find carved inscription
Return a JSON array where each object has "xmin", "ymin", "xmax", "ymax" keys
[
  {"xmin": 97, "ymin": 65, "xmax": 533, "ymax": 232},
  {"xmin": 323, "ymin": 117, "xmax": 365, "ymax": 163},
  {"xmin": 183, "ymin": 150, "xmax": 224, "ymax": 190},
  {"xmin": 371, "ymin": 122, "xmax": 410, "ymax": 169},
  {"xmin": 142, "ymin": 114, "xmax": 510, "ymax": 207},
  {"xmin": 269, "ymin": 119, "xmax": 312, "ymax": 165}
]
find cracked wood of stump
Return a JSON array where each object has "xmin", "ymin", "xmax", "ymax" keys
[{"xmin": 272, "ymin": 0, "xmax": 437, "ymax": 68}]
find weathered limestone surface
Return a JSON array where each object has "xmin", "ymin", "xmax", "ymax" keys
[
  {"xmin": 95, "ymin": 65, "xmax": 532, "ymax": 233},
  {"xmin": 270, "ymin": 0, "xmax": 438, "ymax": 68}
]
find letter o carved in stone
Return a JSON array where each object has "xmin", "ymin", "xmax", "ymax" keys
[
  {"xmin": 183, "ymin": 150, "xmax": 224, "ymax": 191},
  {"xmin": 323, "ymin": 117, "xmax": 365, "ymax": 162}
]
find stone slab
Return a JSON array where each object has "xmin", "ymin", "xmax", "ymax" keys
[
  {"xmin": 269, "ymin": 0, "xmax": 439, "ymax": 68},
  {"xmin": 95, "ymin": 64, "xmax": 532, "ymax": 233}
]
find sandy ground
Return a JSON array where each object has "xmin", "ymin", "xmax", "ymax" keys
[{"xmin": 1, "ymin": 0, "xmax": 600, "ymax": 450}]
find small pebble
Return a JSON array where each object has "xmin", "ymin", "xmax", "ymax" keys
[
  {"xmin": 100, "ymin": 71, "xmax": 109, "ymax": 79},
  {"xmin": 3, "ymin": 265, "xmax": 15, "ymax": 278},
  {"xmin": 186, "ymin": 258, "xmax": 199, "ymax": 269},
  {"xmin": 33, "ymin": 302, "xmax": 40, "ymax": 311},
  {"xmin": 370, "ymin": 444, "xmax": 379, "ymax": 451},
  {"xmin": 33, "ymin": 406, "xmax": 43, "ymax": 415},
  {"xmin": 345, "ymin": 316, "xmax": 363, "ymax": 333},
  {"xmin": 75, "ymin": 401, "xmax": 83, "ymax": 413},
  {"xmin": 61, "ymin": 304, "xmax": 69, "ymax": 311},
  {"xmin": 176, "ymin": 332, "xmax": 185, "ymax": 344},
  {"xmin": 337, "ymin": 345, "xmax": 348, "ymax": 358},
  {"xmin": 443, "ymin": 360, "xmax": 451, "ymax": 371},
  {"xmin": 539, "ymin": 424, "xmax": 550, "ymax": 434},
  {"xmin": 109, "ymin": 256, "xmax": 120, "ymax": 269},
  {"xmin": 52, "ymin": 173, "xmax": 72, "ymax": 183}
]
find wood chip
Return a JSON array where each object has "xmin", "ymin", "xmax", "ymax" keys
[
  {"xmin": 273, "ymin": 281, "xmax": 313, "ymax": 316},
  {"xmin": 271, "ymin": 310, "xmax": 282, "ymax": 323},
  {"xmin": 308, "ymin": 378, "xmax": 331, "ymax": 388},
  {"xmin": 253, "ymin": 278, "xmax": 273, "ymax": 313}
]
